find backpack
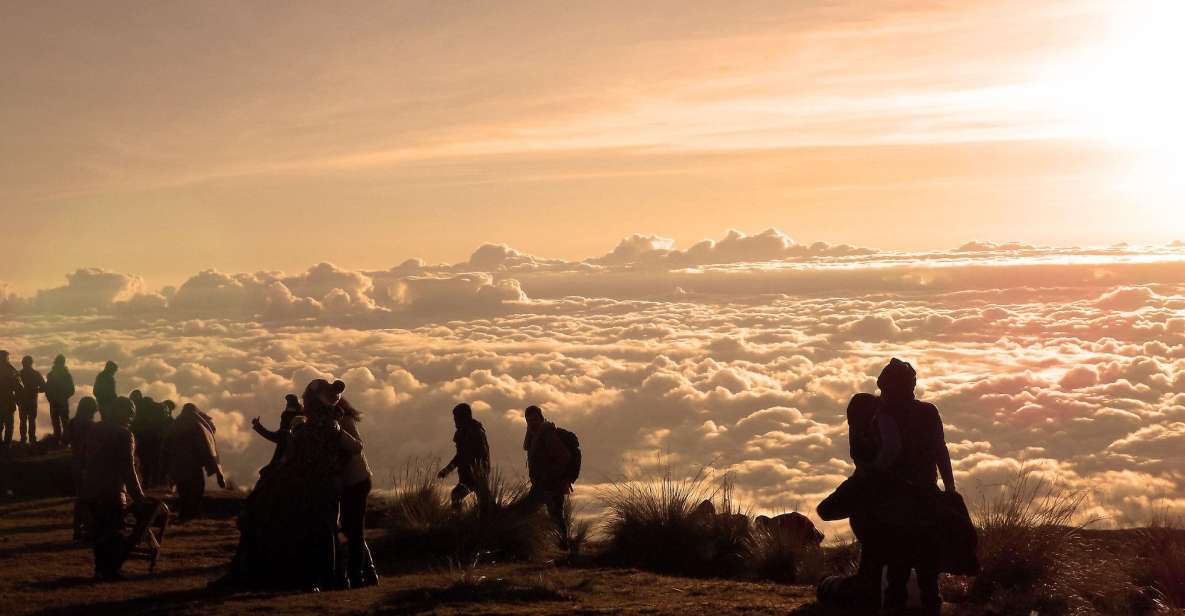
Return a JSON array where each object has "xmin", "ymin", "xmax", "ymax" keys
[{"xmin": 554, "ymin": 427, "xmax": 581, "ymax": 483}]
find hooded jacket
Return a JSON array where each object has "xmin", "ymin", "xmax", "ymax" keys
[
  {"xmin": 18, "ymin": 366, "xmax": 45, "ymax": 407},
  {"xmin": 46, "ymin": 364, "xmax": 75, "ymax": 403}
]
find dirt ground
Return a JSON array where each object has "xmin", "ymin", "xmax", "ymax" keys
[{"xmin": 0, "ymin": 496, "xmax": 821, "ymax": 615}]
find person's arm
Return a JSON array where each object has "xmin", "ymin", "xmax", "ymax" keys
[
  {"xmin": 934, "ymin": 413, "xmax": 956, "ymax": 492},
  {"xmin": 66, "ymin": 373, "xmax": 75, "ymax": 398},
  {"xmin": 252, "ymin": 420, "xmax": 283, "ymax": 443},
  {"xmin": 123, "ymin": 432, "xmax": 146, "ymax": 501},
  {"xmin": 338, "ymin": 427, "xmax": 363, "ymax": 455}
]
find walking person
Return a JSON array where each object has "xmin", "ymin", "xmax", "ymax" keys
[
  {"xmin": 336, "ymin": 397, "xmax": 378, "ymax": 588},
  {"xmin": 437, "ymin": 403, "xmax": 492, "ymax": 512},
  {"xmin": 515, "ymin": 405, "xmax": 581, "ymax": 536},
  {"xmin": 46, "ymin": 354, "xmax": 76, "ymax": 444},
  {"xmin": 18, "ymin": 356, "xmax": 45, "ymax": 444}
]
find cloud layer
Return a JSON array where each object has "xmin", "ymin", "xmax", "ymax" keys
[{"xmin": 3, "ymin": 228, "xmax": 1185, "ymax": 533}]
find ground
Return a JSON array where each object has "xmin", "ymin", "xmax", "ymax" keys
[{"xmin": 0, "ymin": 495, "xmax": 822, "ymax": 615}]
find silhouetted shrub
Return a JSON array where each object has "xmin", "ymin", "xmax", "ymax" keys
[{"xmin": 370, "ymin": 458, "xmax": 552, "ymax": 567}]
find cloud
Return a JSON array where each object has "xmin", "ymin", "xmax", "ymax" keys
[{"xmin": 5, "ymin": 231, "xmax": 1185, "ymax": 531}]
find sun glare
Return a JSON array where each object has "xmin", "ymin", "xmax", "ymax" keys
[{"xmin": 1044, "ymin": 0, "xmax": 1185, "ymax": 210}]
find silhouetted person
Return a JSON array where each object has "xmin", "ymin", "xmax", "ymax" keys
[
  {"xmin": 437, "ymin": 403, "xmax": 492, "ymax": 512},
  {"xmin": 252, "ymin": 394, "xmax": 301, "ymax": 475},
  {"xmin": 163, "ymin": 403, "xmax": 225, "ymax": 522},
  {"xmin": 131, "ymin": 393, "xmax": 172, "ymax": 487},
  {"xmin": 69, "ymin": 396, "xmax": 99, "ymax": 541},
  {"xmin": 93, "ymin": 361, "xmax": 118, "ymax": 419},
  {"xmin": 336, "ymin": 398, "xmax": 378, "ymax": 589},
  {"xmin": 877, "ymin": 358, "xmax": 954, "ymax": 616},
  {"xmin": 79, "ymin": 396, "xmax": 145, "ymax": 580},
  {"xmin": 46, "ymin": 354, "xmax": 76, "ymax": 442},
  {"xmin": 516, "ymin": 405, "xmax": 580, "ymax": 535},
  {"xmin": 18, "ymin": 356, "xmax": 45, "ymax": 444},
  {"xmin": 0, "ymin": 350, "xmax": 22, "ymax": 448}
]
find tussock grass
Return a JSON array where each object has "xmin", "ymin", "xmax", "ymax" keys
[
  {"xmin": 1133, "ymin": 515, "xmax": 1185, "ymax": 611},
  {"xmin": 370, "ymin": 458, "xmax": 553, "ymax": 566},
  {"xmin": 966, "ymin": 469, "xmax": 1146, "ymax": 616},
  {"xmin": 597, "ymin": 466, "xmax": 821, "ymax": 582}
]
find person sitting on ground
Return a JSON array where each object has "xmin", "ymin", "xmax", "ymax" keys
[
  {"xmin": 17, "ymin": 356, "xmax": 45, "ymax": 445},
  {"xmin": 163, "ymin": 403, "xmax": 225, "ymax": 522},
  {"xmin": 336, "ymin": 397, "xmax": 378, "ymax": 589},
  {"xmin": 68, "ymin": 396, "xmax": 100, "ymax": 541},
  {"xmin": 79, "ymin": 396, "xmax": 146, "ymax": 581},
  {"xmin": 0, "ymin": 351, "xmax": 21, "ymax": 449},
  {"xmin": 93, "ymin": 361, "xmax": 118, "ymax": 420},
  {"xmin": 46, "ymin": 354, "xmax": 76, "ymax": 444},
  {"xmin": 251, "ymin": 394, "xmax": 301, "ymax": 476},
  {"xmin": 515, "ymin": 405, "xmax": 579, "ymax": 536},
  {"xmin": 438, "ymin": 402, "xmax": 492, "ymax": 512}
]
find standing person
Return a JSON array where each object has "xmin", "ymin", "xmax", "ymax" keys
[
  {"xmin": 438, "ymin": 403, "xmax": 492, "ymax": 512},
  {"xmin": 79, "ymin": 396, "xmax": 145, "ymax": 581},
  {"xmin": 336, "ymin": 397, "xmax": 378, "ymax": 589},
  {"xmin": 46, "ymin": 355, "xmax": 76, "ymax": 443},
  {"xmin": 93, "ymin": 361, "xmax": 118, "ymax": 420},
  {"xmin": 131, "ymin": 394, "xmax": 172, "ymax": 486},
  {"xmin": 18, "ymin": 356, "xmax": 45, "ymax": 444},
  {"xmin": 251, "ymin": 394, "xmax": 301, "ymax": 476},
  {"xmin": 516, "ymin": 405, "xmax": 580, "ymax": 534},
  {"xmin": 0, "ymin": 350, "xmax": 22, "ymax": 449},
  {"xmin": 163, "ymin": 403, "xmax": 225, "ymax": 522},
  {"xmin": 876, "ymin": 358, "xmax": 955, "ymax": 616},
  {"xmin": 69, "ymin": 397, "xmax": 99, "ymax": 541}
]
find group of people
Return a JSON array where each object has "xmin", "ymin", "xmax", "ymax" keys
[
  {"xmin": 816, "ymin": 358, "xmax": 976, "ymax": 616},
  {"xmin": 6, "ymin": 348, "xmax": 971, "ymax": 611}
]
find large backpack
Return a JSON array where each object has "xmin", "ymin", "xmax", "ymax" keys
[{"xmin": 554, "ymin": 427, "xmax": 582, "ymax": 483}]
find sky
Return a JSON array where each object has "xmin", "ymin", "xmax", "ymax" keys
[
  {"xmin": 2, "ymin": 1, "xmax": 1185, "ymax": 532},
  {"xmin": 2, "ymin": 0, "xmax": 1183, "ymax": 293}
]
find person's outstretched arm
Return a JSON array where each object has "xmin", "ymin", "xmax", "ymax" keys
[
  {"xmin": 934, "ymin": 412, "xmax": 956, "ymax": 492},
  {"xmin": 252, "ymin": 419, "xmax": 282, "ymax": 443}
]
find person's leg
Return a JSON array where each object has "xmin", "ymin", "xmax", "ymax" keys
[
  {"xmin": 1, "ymin": 410, "xmax": 13, "ymax": 445},
  {"xmin": 27, "ymin": 405, "xmax": 36, "ymax": 442},
  {"xmin": 89, "ymin": 501, "xmax": 126, "ymax": 579},
  {"xmin": 177, "ymin": 477, "xmax": 203, "ymax": 520},
  {"xmin": 341, "ymin": 479, "xmax": 368, "ymax": 587},
  {"xmin": 916, "ymin": 535, "xmax": 943, "ymax": 616},
  {"xmin": 18, "ymin": 404, "xmax": 30, "ymax": 443},
  {"xmin": 450, "ymin": 483, "xmax": 473, "ymax": 510},
  {"xmin": 884, "ymin": 562, "xmax": 911, "ymax": 612},
  {"xmin": 546, "ymin": 490, "xmax": 567, "ymax": 539},
  {"xmin": 51, "ymin": 401, "xmax": 67, "ymax": 441}
]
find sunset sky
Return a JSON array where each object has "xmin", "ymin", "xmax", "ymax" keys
[
  {"xmin": 3, "ymin": 0, "xmax": 1182, "ymax": 292},
  {"xmin": 3, "ymin": 1, "xmax": 1185, "ymax": 531}
]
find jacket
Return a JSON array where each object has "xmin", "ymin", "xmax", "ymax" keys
[
  {"xmin": 45, "ymin": 366, "xmax": 75, "ymax": 403},
  {"xmin": 79, "ymin": 421, "xmax": 145, "ymax": 505},
  {"xmin": 524, "ymin": 421, "xmax": 571, "ymax": 489}
]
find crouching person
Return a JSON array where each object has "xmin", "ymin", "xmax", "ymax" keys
[
  {"xmin": 164, "ymin": 403, "xmax": 225, "ymax": 522},
  {"xmin": 515, "ymin": 405, "xmax": 580, "ymax": 537},
  {"xmin": 80, "ymin": 396, "xmax": 145, "ymax": 580}
]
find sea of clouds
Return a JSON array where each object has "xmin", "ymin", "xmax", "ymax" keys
[{"xmin": 3, "ymin": 228, "xmax": 1185, "ymax": 533}]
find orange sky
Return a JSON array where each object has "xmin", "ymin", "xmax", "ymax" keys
[{"xmin": 2, "ymin": 0, "xmax": 1181, "ymax": 293}]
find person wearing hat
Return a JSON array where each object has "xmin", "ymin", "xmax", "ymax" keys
[
  {"xmin": 79, "ymin": 396, "xmax": 145, "ymax": 580},
  {"xmin": 0, "ymin": 351, "xmax": 22, "ymax": 448},
  {"xmin": 46, "ymin": 354, "xmax": 76, "ymax": 443},
  {"xmin": 93, "ymin": 361, "xmax": 119, "ymax": 420},
  {"xmin": 17, "ymin": 356, "xmax": 46, "ymax": 444},
  {"xmin": 874, "ymin": 358, "xmax": 954, "ymax": 616}
]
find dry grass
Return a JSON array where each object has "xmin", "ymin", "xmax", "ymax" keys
[{"xmin": 370, "ymin": 458, "xmax": 554, "ymax": 567}]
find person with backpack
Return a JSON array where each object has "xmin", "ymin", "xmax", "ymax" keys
[
  {"xmin": 46, "ymin": 354, "xmax": 76, "ymax": 443},
  {"xmin": 516, "ymin": 405, "xmax": 580, "ymax": 536},
  {"xmin": 438, "ymin": 402, "xmax": 492, "ymax": 512}
]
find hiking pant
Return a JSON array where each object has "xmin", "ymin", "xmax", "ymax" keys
[
  {"xmin": 89, "ymin": 500, "xmax": 128, "ymax": 578},
  {"xmin": 18, "ymin": 401, "xmax": 37, "ymax": 442},
  {"xmin": 884, "ymin": 532, "xmax": 941, "ymax": 614},
  {"xmin": 49, "ymin": 399, "xmax": 69, "ymax": 441},
  {"xmin": 175, "ymin": 476, "xmax": 205, "ymax": 521},
  {"xmin": 450, "ymin": 476, "xmax": 493, "ymax": 512},
  {"xmin": 341, "ymin": 478, "xmax": 377, "ymax": 586},
  {"xmin": 517, "ymin": 482, "xmax": 568, "ymax": 534}
]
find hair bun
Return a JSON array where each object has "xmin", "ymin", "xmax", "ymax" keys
[{"xmin": 332, "ymin": 380, "xmax": 346, "ymax": 394}]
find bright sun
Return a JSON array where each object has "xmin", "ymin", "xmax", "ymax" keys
[{"xmin": 1043, "ymin": 0, "xmax": 1185, "ymax": 210}]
